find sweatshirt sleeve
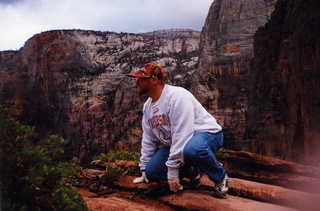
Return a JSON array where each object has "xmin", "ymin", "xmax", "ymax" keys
[
  {"xmin": 166, "ymin": 95, "xmax": 195, "ymax": 178},
  {"xmin": 139, "ymin": 106, "xmax": 159, "ymax": 171}
]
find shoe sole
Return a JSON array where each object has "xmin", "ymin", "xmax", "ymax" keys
[{"xmin": 212, "ymin": 190, "xmax": 228, "ymax": 199}]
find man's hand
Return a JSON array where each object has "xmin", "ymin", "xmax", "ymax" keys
[
  {"xmin": 133, "ymin": 171, "xmax": 149, "ymax": 184},
  {"xmin": 168, "ymin": 176, "xmax": 183, "ymax": 192}
]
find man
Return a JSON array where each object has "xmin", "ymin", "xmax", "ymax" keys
[{"xmin": 127, "ymin": 62, "xmax": 228, "ymax": 198}]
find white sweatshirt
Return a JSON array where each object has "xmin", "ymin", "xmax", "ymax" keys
[{"xmin": 139, "ymin": 84, "xmax": 222, "ymax": 178}]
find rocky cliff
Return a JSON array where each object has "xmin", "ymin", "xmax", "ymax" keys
[
  {"xmin": 190, "ymin": 0, "xmax": 277, "ymax": 150},
  {"xmin": 1, "ymin": 0, "xmax": 319, "ymax": 167},
  {"xmin": 0, "ymin": 29, "xmax": 200, "ymax": 162},
  {"xmin": 244, "ymin": 0, "xmax": 320, "ymax": 165}
]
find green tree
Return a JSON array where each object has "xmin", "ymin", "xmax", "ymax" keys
[{"xmin": 0, "ymin": 90, "xmax": 88, "ymax": 211}]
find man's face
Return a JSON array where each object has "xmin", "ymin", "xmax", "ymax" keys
[{"xmin": 136, "ymin": 77, "xmax": 152, "ymax": 96}]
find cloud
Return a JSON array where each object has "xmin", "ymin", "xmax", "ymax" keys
[
  {"xmin": 0, "ymin": 0, "xmax": 213, "ymax": 50},
  {"xmin": 0, "ymin": 0, "xmax": 26, "ymax": 6}
]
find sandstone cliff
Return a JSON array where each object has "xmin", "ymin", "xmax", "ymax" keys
[
  {"xmin": 190, "ymin": 0, "xmax": 277, "ymax": 151},
  {"xmin": 1, "ymin": 0, "xmax": 319, "ymax": 167},
  {"xmin": 0, "ymin": 0, "xmax": 277, "ymax": 162},
  {"xmin": 244, "ymin": 0, "xmax": 320, "ymax": 164},
  {"xmin": 0, "ymin": 29, "xmax": 200, "ymax": 162}
]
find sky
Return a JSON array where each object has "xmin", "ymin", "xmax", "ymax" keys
[{"xmin": 0, "ymin": 0, "xmax": 213, "ymax": 51}]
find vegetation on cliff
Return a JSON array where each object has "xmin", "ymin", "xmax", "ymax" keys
[{"xmin": 0, "ymin": 91, "xmax": 87, "ymax": 211}]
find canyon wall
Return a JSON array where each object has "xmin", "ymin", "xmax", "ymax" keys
[
  {"xmin": 190, "ymin": 0, "xmax": 277, "ymax": 150},
  {"xmin": 244, "ymin": 0, "xmax": 320, "ymax": 164},
  {"xmin": 1, "ymin": 0, "xmax": 319, "ymax": 166},
  {"xmin": 0, "ymin": 30, "xmax": 200, "ymax": 162}
]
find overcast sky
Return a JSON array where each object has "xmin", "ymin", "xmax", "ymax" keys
[{"xmin": 0, "ymin": 0, "xmax": 213, "ymax": 51}]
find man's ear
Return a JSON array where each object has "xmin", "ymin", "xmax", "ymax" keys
[{"xmin": 150, "ymin": 77, "xmax": 158, "ymax": 84}]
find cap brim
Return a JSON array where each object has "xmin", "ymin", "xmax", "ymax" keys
[{"xmin": 126, "ymin": 70, "xmax": 151, "ymax": 78}]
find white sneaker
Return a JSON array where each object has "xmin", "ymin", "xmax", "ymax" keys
[{"xmin": 213, "ymin": 174, "xmax": 228, "ymax": 199}]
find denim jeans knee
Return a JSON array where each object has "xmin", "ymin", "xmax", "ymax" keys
[
  {"xmin": 183, "ymin": 132, "xmax": 226, "ymax": 182},
  {"xmin": 145, "ymin": 146, "xmax": 170, "ymax": 181}
]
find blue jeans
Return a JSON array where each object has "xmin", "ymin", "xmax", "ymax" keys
[{"xmin": 145, "ymin": 132, "xmax": 226, "ymax": 182}]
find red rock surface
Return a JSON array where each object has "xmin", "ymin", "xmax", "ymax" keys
[
  {"xmin": 78, "ymin": 174, "xmax": 320, "ymax": 211},
  {"xmin": 78, "ymin": 151, "xmax": 320, "ymax": 211}
]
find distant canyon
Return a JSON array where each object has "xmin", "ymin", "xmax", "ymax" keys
[{"xmin": 1, "ymin": 0, "xmax": 319, "ymax": 166}]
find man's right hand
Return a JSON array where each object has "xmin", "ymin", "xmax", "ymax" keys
[
  {"xmin": 133, "ymin": 171, "xmax": 149, "ymax": 184},
  {"xmin": 168, "ymin": 176, "xmax": 183, "ymax": 192}
]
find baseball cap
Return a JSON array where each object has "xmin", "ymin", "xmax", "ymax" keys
[{"xmin": 127, "ymin": 62, "xmax": 168, "ymax": 82}]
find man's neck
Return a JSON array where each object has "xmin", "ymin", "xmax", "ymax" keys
[{"xmin": 150, "ymin": 84, "xmax": 165, "ymax": 103}]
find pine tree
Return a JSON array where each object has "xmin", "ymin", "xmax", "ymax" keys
[{"xmin": 0, "ymin": 90, "xmax": 88, "ymax": 211}]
